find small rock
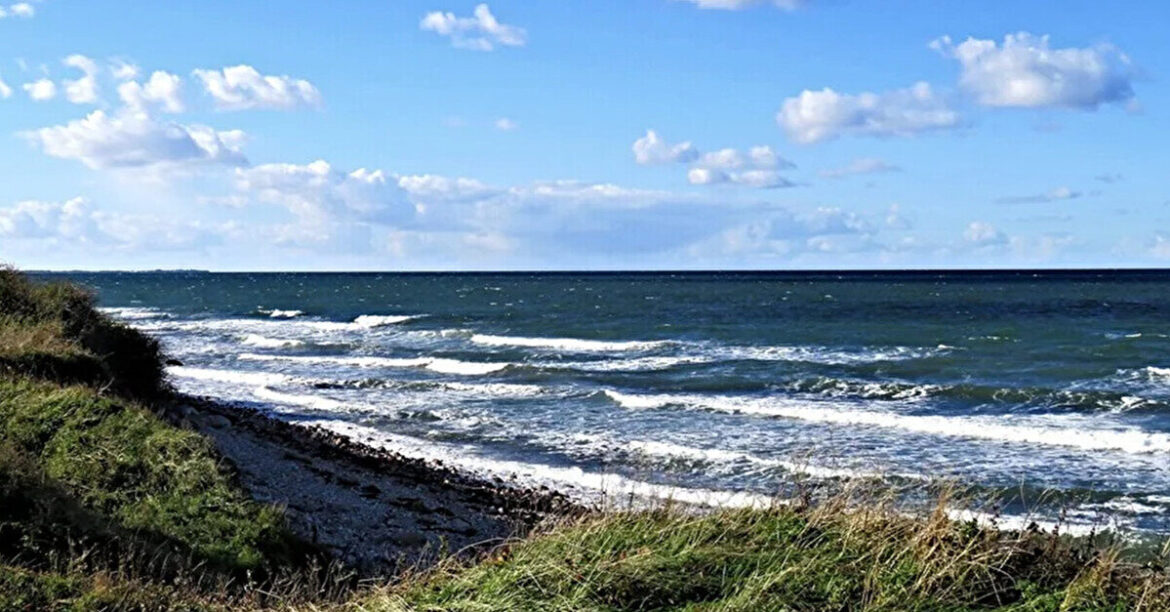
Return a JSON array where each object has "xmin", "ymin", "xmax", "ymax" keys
[
  {"xmin": 166, "ymin": 358, "xmax": 184, "ymax": 366},
  {"xmin": 392, "ymin": 532, "xmax": 428, "ymax": 548}
]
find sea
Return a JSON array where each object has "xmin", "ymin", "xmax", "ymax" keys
[{"xmin": 43, "ymin": 270, "xmax": 1170, "ymax": 540}]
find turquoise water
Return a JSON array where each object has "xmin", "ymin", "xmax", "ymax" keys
[{"xmin": 50, "ymin": 270, "xmax": 1170, "ymax": 536}]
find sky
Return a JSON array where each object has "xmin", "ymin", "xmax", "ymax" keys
[{"xmin": 0, "ymin": 0, "xmax": 1167, "ymax": 271}]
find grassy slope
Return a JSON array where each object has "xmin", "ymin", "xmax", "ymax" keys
[{"xmin": 0, "ymin": 268, "xmax": 313, "ymax": 609}]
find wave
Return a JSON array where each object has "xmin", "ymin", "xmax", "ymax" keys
[
  {"xmin": 604, "ymin": 391, "xmax": 1170, "ymax": 455},
  {"xmin": 716, "ymin": 344, "xmax": 948, "ymax": 365},
  {"xmin": 308, "ymin": 420, "xmax": 775, "ymax": 509},
  {"xmin": 240, "ymin": 334, "xmax": 306, "ymax": 349},
  {"xmin": 100, "ymin": 306, "xmax": 168, "ymax": 320},
  {"xmin": 541, "ymin": 355, "xmax": 716, "ymax": 372},
  {"xmin": 622, "ymin": 440, "xmax": 926, "ymax": 482},
  {"xmin": 266, "ymin": 309, "xmax": 304, "ymax": 319},
  {"xmin": 786, "ymin": 376, "xmax": 1162, "ymax": 413},
  {"xmin": 238, "ymin": 353, "xmax": 510, "ymax": 376},
  {"xmin": 167, "ymin": 365, "xmax": 297, "ymax": 387},
  {"xmin": 253, "ymin": 386, "xmax": 347, "ymax": 412},
  {"xmin": 470, "ymin": 334, "xmax": 671, "ymax": 352},
  {"xmin": 353, "ymin": 314, "xmax": 422, "ymax": 328}
]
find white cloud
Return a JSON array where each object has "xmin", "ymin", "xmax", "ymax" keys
[
  {"xmin": 964, "ymin": 221, "xmax": 1005, "ymax": 245},
  {"xmin": 0, "ymin": 73, "xmax": 11, "ymax": 99},
  {"xmin": 494, "ymin": 117, "xmax": 518, "ymax": 131},
  {"xmin": 777, "ymin": 82, "xmax": 960, "ymax": 144},
  {"xmin": 421, "ymin": 4, "xmax": 526, "ymax": 51},
  {"xmin": 62, "ymin": 54, "xmax": 100, "ymax": 104},
  {"xmin": 23, "ymin": 78, "xmax": 56, "ymax": 101},
  {"xmin": 932, "ymin": 33, "xmax": 1135, "ymax": 109},
  {"xmin": 675, "ymin": 0, "xmax": 803, "ymax": 10},
  {"xmin": 0, "ymin": 198, "xmax": 97, "ymax": 240},
  {"xmin": 996, "ymin": 186, "xmax": 1082, "ymax": 204},
  {"xmin": 118, "ymin": 71, "xmax": 184, "ymax": 113},
  {"xmin": 234, "ymin": 160, "xmax": 414, "ymax": 240},
  {"xmin": 110, "ymin": 59, "xmax": 141, "ymax": 81},
  {"xmin": 397, "ymin": 174, "xmax": 500, "ymax": 203},
  {"xmin": 0, "ymin": 3, "xmax": 35, "ymax": 19},
  {"xmin": 23, "ymin": 110, "xmax": 247, "ymax": 170},
  {"xmin": 633, "ymin": 130, "xmax": 700, "ymax": 165},
  {"xmin": 0, "ymin": 196, "xmax": 226, "ymax": 251},
  {"xmin": 192, "ymin": 65, "xmax": 321, "ymax": 111},
  {"xmin": 820, "ymin": 157, "xmax": 901, "ymax": 179},
  {"xmin": 635, "ymin": 131, "xmax": 795, "ymax": 188}
]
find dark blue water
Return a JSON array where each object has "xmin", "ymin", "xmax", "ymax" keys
[{"xmin": 48, "ymin": 271, "xmax": 1170, "ymax": 537}]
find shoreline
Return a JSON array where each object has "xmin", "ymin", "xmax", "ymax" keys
[{"xmin": 166, "ymin": 393, "xmax": 582, "ymax": 575}]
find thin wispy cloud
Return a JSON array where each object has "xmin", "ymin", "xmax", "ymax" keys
[{"xmin": 421, "ymin": 4, "xmax": 526, "ymax": 51}]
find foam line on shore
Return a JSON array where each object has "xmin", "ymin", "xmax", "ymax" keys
[{"xmin": 309, "ymin": 420, "xmax": 776, "ymax": 509}]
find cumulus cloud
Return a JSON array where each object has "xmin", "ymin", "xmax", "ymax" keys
[
  {"xmin": 0, "ymin": 198, "xmax": 99, "ymax": 241},
  {"xmin": 820, "ymin": 157, "xmax": 901, "ymax": 179},
  {"xmin": 62, "ymin": 54, "xmax": 100, "ymax": 104},
  {"xmin": 0, "ymin": 3, "xmax": 35, "ymax": 19},
  {"xmin": 118, "ymin": 71, "xmax": 184, "ymax": 113},
  {"xmin": 421, "ymin": 4, "xmax": 526, "ymax": 51},
  {"xmin": 110, "ymin": 59, "xmax": 140, "ymax": 81},
  {"xmin": 23, "ymin": 78, "xmax": 56, "ymax": 101},
  {"xmin": 192, "ymin": 65, "xmax": 321, "ymax": 111},
  {"xmin": 494, "ymin": 117, "xmax": 518, "ymax": 131},
  {"xmin": 0, "ymin": 73, "xmax": 11, "ymax": 99},
  {"xmin": 996, "ymin": 186, "xmax": 1082, "ymax": 204},
  {"xmin": 931, "ymin": 33, "xmax": 1136, "ymax": 110},
  {"xmin": 234, "ymin": 160, "xmax": 414, "ymax": 240},
  {"xmin": 674, "ymin": 0, "xmax": 803, "ymax": 10},
  {"xmin": 777, "ymin": 82, "xmax": 960, "ymax": 144},
  {"xmin": 632, "ymin": 130, "xmax": 700, "ymax": 165},
  {"xmin": 964, "ymin": 221, "xmax": 1005, "ymax": 245},
  {"xmin": 634, "ymin": 131, "xmax": 795, "ymax": 188},
  {"xmin": 0, "ymin": 196, "xmax": 225, "ymax": 251},
  {"xmin": 23, "ymin": 110, "xmax": 247, "ymax": 170}
]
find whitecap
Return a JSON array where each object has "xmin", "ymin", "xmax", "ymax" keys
[
  {"xmin": 267, "ymin": 309, "xmax": 304, "ymax": 319},
  {"xmin": 238, "ymin": 353, "xmax": 509, "ymax": 376},
  {"xmin": 253, "ymin": 386, "xmax": 347, "ymax": 412},
  {"xmin": 470, "ymin": 334, "xmax": 670, "ymax": 352},
  {"xmin": 352, "ymin": 314, "xmax": 421, "ymax": 328},
  {"xmin": 240, "ymin": 334, "xmax": 306, "ymax": 349},
  {"xmin": 100, "ymin": 306, "xmax": 168, "ymax": 321},
  {"xmin": 604, "ymin": 391, "xmax": 1170, "ymax": 455},
  {"xmin": 167, "ymin": 366, "xmax": 296, "ymax": 387}
]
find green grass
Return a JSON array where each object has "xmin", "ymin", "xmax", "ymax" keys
[
  {"xmin": 0, "ymin": 266, "xmax": 323, "ymax": 609},
  {"xmin": 366, "ymin": 503, "xmax": 1170, "ymax": 611}
]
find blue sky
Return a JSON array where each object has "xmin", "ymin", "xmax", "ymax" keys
[{"xmin": 0, "ymin": 0, "xmax": 1167, "ymax": 270}]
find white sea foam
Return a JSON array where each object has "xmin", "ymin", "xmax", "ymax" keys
[
  {"xmin": 240, "ymin": 334, "xmax": 306, "ymax": 349},
  {"xmin": 100, "ymin": 306, "xmax": 167, "ymax": 320},
  {"xmin": 308, "ymin": 420, "xmax": 775, "ymax": 509},
  {"xmin": 549, "ymin": 356, "xmax": 715, "ymax": 372},
  {"xmin": 167, "ymin": 366, "xmax": 295, "ymax": 387},
  {"xmin": 267, "ymin": 309, "xmax": 304, "ymax": 319},
  {"xmin": 471, "ymin": 334, "xmax": 670, "ymax": 352},
  {"xmin": 238, "ymin": 353, "xmax": 509, "ymax": 375},
  {"xmin": 624, "ymin": 440, "xmax": 926, "ymax": 481},
  {"xmin": 604, "ymin": 391, "xmax": 1170, "ymax": 455},
  {"xmin": 353, "ymin": 314, "xmax": 421, "ymax": 328},
  {"xmin": 253, "ymin": 386, "xmax": 347, "ymax": 412},
  {"xmin": 717, "ymin": 344, "xmax": 943, "ymax": 365}
]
